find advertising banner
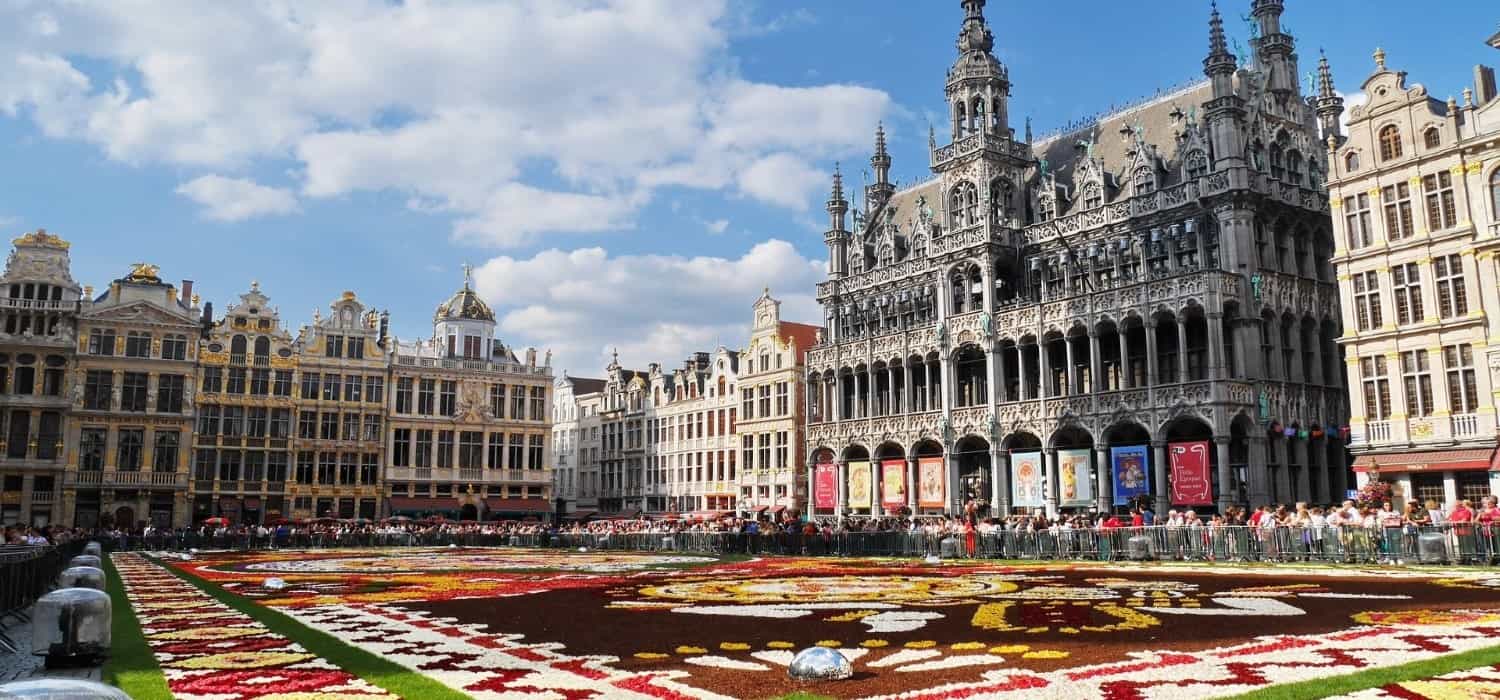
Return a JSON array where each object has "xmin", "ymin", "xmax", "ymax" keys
[
  {"xmin": 917, "ymin": 457, "xmax": 946, "ymax": 508},
  {"xmin": 1058, "ymin": 448, "xmax": 1094, "ymax": 507},
  {"xmin": 1111, "ymin": 445, "xmax": 1151, "ymax": 505},
  {"xmin": 1169, "ymin": 440, "xmax": 1214, "ymax": 505},
  {"xmin": 847, "ymin": 461, "xmax": 872, "ymax": 510},
  {"xmin": 881, "ymin": 460, "xmax": 907, "ymax": 509},
  {"xmin": 813, "ymin": 462, "xmax": 836, "ymax": 510},
  {"xmin": 1010, "ymin": 451, "xmax": 1044, "ymax": 509}
]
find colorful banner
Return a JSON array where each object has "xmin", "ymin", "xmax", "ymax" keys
[
  {"xmin": 813, "ymin": 462, "xmax": 836, "ymax": 510},
  {"xmin": 917, "ymin": 457, "xmax": 946, "ymax": 508},
  {"xmin": 881, "ymin": 460, "xmax": 907, "ymax": 509},
  {"xmin": 1111, "ymin": 445, "xmax": 1151, "ymax": 505},
  {"xmin": 1058, "ymin": 448, "xmax": 1094, "ymax": 507},
  {"xmin": 1010, "ymin": 451, "xmax": 1044, "ymax": 509},
  {"xmin": 1169, "ymin": 440, "xmax": 1214, "ymax": 506},
  {"xmin": 847, "ymin": 461, "xmax": 872, "ymax": 510}
]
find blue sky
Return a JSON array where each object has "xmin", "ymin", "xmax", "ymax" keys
[{"xmin": 0, "ymin": 0, "xmax": 1493, "ymax": 376}]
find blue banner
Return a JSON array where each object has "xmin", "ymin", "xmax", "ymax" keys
[{"xmin": 1110, "ymin": 445, "xmax": 1151, "ymax": 505}]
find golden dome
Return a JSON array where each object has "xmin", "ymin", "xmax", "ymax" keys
[
  {"xmin": 434, "ymin": 265, "xmax": 495, "ymax": 323},
  {"xmin": 12, "ymin": 229, "xmax": 70, "ymax": 250}
]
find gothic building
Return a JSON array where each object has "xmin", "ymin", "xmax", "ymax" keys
[
  {"xmin": 805, "ymin": 0, "xmax": 1347, "ymax": 518},
  {"xmin": 386, "ymin": 271, "xmax": 555, "ymax": 520},
  {"xmin": 0, "ymin": 230, "xmax": 80, "ymax": 526}
]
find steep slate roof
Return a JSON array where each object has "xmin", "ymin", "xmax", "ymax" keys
[
  {"xmin": 777, "ymin": 321, "xmax": 822, "ymax": 364},
  {"xmin": 565, "ymin": 376, "xmax": 606, "ymax": 395}
]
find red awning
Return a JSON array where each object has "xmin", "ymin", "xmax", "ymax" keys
[
  {"xmin": 752, "ymin": 505, "xmax": 769, "ymax": 513},
  {"xmin": 484, "ymin": 497, "xmax": 551, "ymax": 513},
  {"xmin": 770, "ymin": 506, "xmax": 787, "ymax": 514},
  {"xmin": 388, "ymin": 497, "xmax": 460, "ymax": 512},
  {"xmin": 1352, "ymin": 449, "xmax": 1495, "ymax": 473}
]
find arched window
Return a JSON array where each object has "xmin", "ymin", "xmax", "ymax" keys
[
  {"xmin": 1269, "ymin": 143, "xmax": 1285, "ymax": 179},
  {"xmin": 950, "ymin": 270, "xmax": 968, "ymax": 314},
  {"xmin": 253, "ymin": 336, "xmax": 270, "ymax": 358},
  {"xmin": 230, "ymin": 335, "xmax": 247, "ymax": 359},
  {"xmin": 950, "ymin": 181, "xmax": 978, "ymax": 228},
  {"xmin": 1423, "ymin": 127, "xmax": 1441, "ymax": 149},
  {"xmin": 954, "ymin": 102, "xmax": 967, "ymax": 137},
  {"xmin": 989, "ymin": 177, "xmax": 1013, "ymax": 224},
  {"xmin": 1082, "ymin": 181, "xmax": 1103, "ymax": 209},
  {"xmin": 1134, "ymin": 165, "xmax": 1156, "ymax": 194},
  {"xmin": 971, "ymin": 98, "xmax": 985, "ymax": 134},
  {"xmin": 1490, "ymin": 168, "xmax": 1500, "ymax": 219},
  {"xmin": 1345, "ymin": 151, "xmax": 1360, "ymax": 173},
  {"xmin": 1379, "ymin": 125, "xmax": 1403, "ymax": 161},
  {"xmin": 990, "ymin": 97, "xmax": 1002, "ymax": 131},
  {"xmin": 1307, "ymin": 157, "xmax": 1322, "ymax": 189},
  {"xmin": 1285, "ymin": 149, "xmax": 1303, "ymax": 185},
  {"xmin": 1184, "ymin": 150, "xmax": 1209, "ymax": 178},
  {"xmin": 1036, "ymin": 193, "xmax": 1055, "ymax": 222}
]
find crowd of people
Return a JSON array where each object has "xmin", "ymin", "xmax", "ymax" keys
[{"xmin": 4, "ymin": 494, "xmax": 1497, "ymax": 564}]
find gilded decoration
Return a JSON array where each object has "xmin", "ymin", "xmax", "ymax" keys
[{"xmin": 12, "ymin": 228, "xmax": 70, "ymax": 249}]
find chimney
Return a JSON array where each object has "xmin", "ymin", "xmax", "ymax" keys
[
  {"xmin": 200, "ymin": 302, "xmax": 214, "ymax": 337},
  {"xmin": 377, "ymin": 310, "xmax": 390, "ymax": 348},
  {"xmin": 180, "ymin": 280, "xmax": 194, "ymax": 308}
]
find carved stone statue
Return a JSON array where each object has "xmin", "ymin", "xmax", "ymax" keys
[
  {"xmin": 71, "ymin": 380, "xmax": 84, "ymax": 406},
  {"xmin": 980, "ymin": 312, "xmax": 993, "ymax": 339},
  {"xmin": 937, "ymin": 321, "xmax": 950, "ymax": 347},
  {"xmin": 938, "ymin": 416, "xmax": 952, "ymax": 441}
]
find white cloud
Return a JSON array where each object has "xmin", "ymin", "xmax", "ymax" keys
[
  {"xmin": 471, "ymin": 239, "xmax": 824, "ymax": 374},
  {"xmin": 705, "ymin": 218, "xmax": 730, "ymax": 235},
  {"xmin": 175, "ymin": 175, "xmax": 298, "ymax": 222},
  {"xmin": 0, "ymin": 1, "xmax": 892, "ymax": 246}
]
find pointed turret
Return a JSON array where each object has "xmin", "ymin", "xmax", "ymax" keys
[
  {"xmin": 1315, "ymin": 50, "xmax": 1346, "ymax": 143},
  {"xmin": 1202, "ymin": 2, "xmax": 1247, "ymax": 169},
  {"xmin": 946, "ymin": 0, "xmax": 1009, "ymax": 140},
  {"xmin": 867, "ymin": 124, "xmax": 895, "ymax": 210},
  {"xmin": 1251, "ymin": 0, "xmax": 1298, "ymax": 96},
  {"xmin": 825, "ymin": 165, "xmax": 851, "ymax": 279}
]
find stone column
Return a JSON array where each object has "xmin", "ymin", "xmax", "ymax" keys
[
  {"xmin": 906, "ymin": 455, "xmax": 918, "ymax": 511},
  {"xmin": 871, "ymin": 458, "xmax": 883, "ymax": 513},
  {"xmin": 1215, "ymin": 435, "xmax": 1235, "ymax": 512},
  {"xmin": 1095, "ymin": 443, "xmax": 1113, "ymax": 513},
  {"xmin": 1273, "ymin": 438, "xmax": 1292, "ymax": 503},
  {"xmin": 995, "ymin": 344, "xmax": 1009, "ymax": 403},
  {"xmin": 1330, "ymin": 441, "xmax": 1348, "ymax": 501},
  {"xmin": 1039, "ymin": 340, "xmax": 1051, "ymax": 398},
  {"xmin": 836, "ymin": 460, "xmax": 848, "ymax": 524},
  {"xmin": 1065, "ymin": 336, "xmax": 1077, "ymax": 395},
  {"xmin": 1208, "ymin": 312, "xmax": 1225, "ymax": 380},
  {"xmin": 946, "ymin": 444, "xmax": 961, "ymax": 515},
  {"xmin": 1118, "ymin": 331, "xmax": 1132, "ymax": 389},
  {"xmin": 1144, "ymin": 320, "xmax": 1159, "ymax": 387},
  {"xmin": 1153, "ymin": 440, "xmax": 1169, "ymax": 514},
  {"xmin": 994, "ymin": 450, "xmax": 1010, "ymax": 514},
  {"xmin": 903, "ymin": 363, "xmax": 913, "ymax": 413},
  {"xmin": 1043, "ymin": 448, "xmax": 1058, "ymax": 518},
  {"xmin": 805, "ymin": 459, "xmax": 815, "ymax": 515},
  {"xmin": 1019, "ymin": 345, "xmax": 1032, "ymax": 400},
  {"xmin": 1292, "ymin": 437, "xmax": 1311, "ymax": 504},
  {"xmin": 1089, "ymin": 330, "xmax": 1102, "ymax": 394},
  {"xmin": 1176, "ymin": 318, "xmax": 1189, "ymax": 384},
  {"xmin": 988, "ymin": 443, "xmax": 1002, "ymax": 514},
  {"xmin": 1309, "ymin": 437, "xmax": 1328, "ymax": 505}
]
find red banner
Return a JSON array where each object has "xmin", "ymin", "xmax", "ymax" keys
[
  {"xmin": 814, "ymin": 462, "xmax": 837, "ymax": 510},
  {"xmin": 881, "ymin": 460, "xmax": 907, "ymax": 509},
  {"xmin": 1169, "ymin": 440, "xmax": 1213, "ymax": 505}
]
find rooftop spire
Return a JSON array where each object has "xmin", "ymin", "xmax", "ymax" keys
[
  {"xmin": 1317, "ymin": 49, "xmax": 1336, "ymax": 98},
  {"xmin": 956, "ymin": 0, "xmax": 994, "ymax": 56},
  {"xmin": 829, "ymin": 163, "xmax": 845, "ymax": 203},
  {"xmin": 1208, "ymin": 2, "xmax": 1229, "ymax": 58},
  {"xmin": 874, "ymin": 122, "xmax": 888, "ymax": 158},
  {"xmin": 1373, "ymin": 47, "xmax": 1387, "ymax": 72}
]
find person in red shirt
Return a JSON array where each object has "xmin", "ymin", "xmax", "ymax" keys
[
  {"xmin": 1476, "ymin": 496, "xmax": 1499, "ymax": 564},
  {"xmin": 1449, "ymin": 499, "xmax": 1474, "ymax": 563}
]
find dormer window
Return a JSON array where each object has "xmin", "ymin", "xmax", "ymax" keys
[
  {"xmin": 1423, "ymin": 127, "xmax": 1441, "ymax": 149},
  {"xmin": 1379, "ymin": 125, "xmax": 1403, "ymax": 161},
  {"xmin": 1036, "ymin": 192, "xmax": 1055, "ymax": 222},
  {"xmin": 1185, "ymin": 150, "xmax": 1208, "ymax": 179},
  {"xmin": 1345, "ymin": 151, "xmax": 1361, "ymax": 173},
  {"xmin": 1081, "ymin": 181, "xmax": 1103, "ymax": 209},
  {"xmin": 1133, "ymin": 166, "xmax": 1156, "ymax": 195}
]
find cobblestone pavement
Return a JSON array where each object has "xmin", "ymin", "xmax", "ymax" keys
[{"xmin": 0, "ymin": 611, "xmax": 103, "ymax": 683}]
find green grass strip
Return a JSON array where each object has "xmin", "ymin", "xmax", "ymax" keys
[
  {"xmin": 102, "ymin": 556, "xmax": 173, "ymax": 700},
  {"xmin": 1226, "ymin": 642, "xmax": 1500, "ymax": 700},
  {"xmin": 159, "ymin": 557, "xmax": 473, "ymax": 700}
]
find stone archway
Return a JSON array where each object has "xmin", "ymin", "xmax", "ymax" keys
[{"xmin": 113, "ymin": 506, "xmax": 136, "ymax": 529}]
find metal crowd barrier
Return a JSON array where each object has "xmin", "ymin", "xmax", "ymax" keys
[
  {"xmin": 109, "ymin": 524, "xmax": 1500, "ymax": 567},
  {"xmin": 0, "ymin": 540, "xmax": 88, "ymax": 653}
]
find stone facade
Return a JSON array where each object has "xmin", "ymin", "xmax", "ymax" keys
[
  {"xmin": 386, "ymin": 272, "xmax": 554, "ymax": 520},
  {"xmin": 596, "ymin": 355, "xmax": 649, "ymax": 514},
  {"xmin": 737, "ymin": 290, "xmax": 819, "ymax": 514},
  {"xmin": 553, "ymin": 374, "xmax": 605, "ymax": 516},
  {"xmin": 0, "ymin": 231, "xmax": 80, "ymax": 526},
  {"xmin": 192, "ymin": 282, "xmax": 297, "ymax": 525},
  {"xmin": 286, "ymin": 292, "xmax": 387, "ymax": 520},
  {"xmin": 805, "ymin": 0, "xmax": 1347, "ymax": 518},
  {"xmin": 1330, "ymin": 39, "xmax": 1500, "ymax": 504},
  {"xmin": 647, "ymin": 348, "xmax": 739, "ymax": 514},
  {"xmin": 63, "ymin": 264, "xmax": 200, "ymax": 528}
]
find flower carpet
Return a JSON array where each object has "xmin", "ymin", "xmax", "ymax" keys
[
  {"xmin": 140, "ymin": 547, "xmax": 1500, "ymax": 699},
  {"xmin": 111, "ymin": 552, "xmax": 391, "ymax": 699},
  {"xmin": 1328, "ymin": 662, "xmax": 1500, "ymax": 698}
]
